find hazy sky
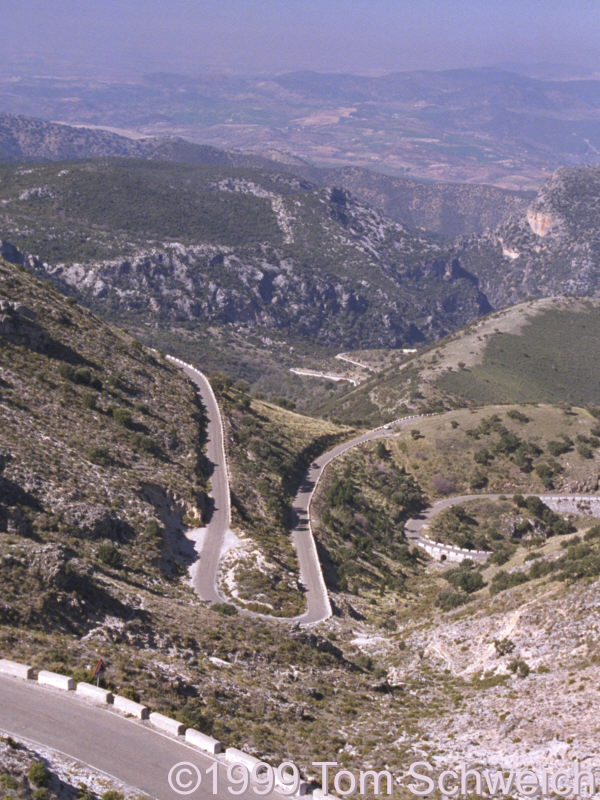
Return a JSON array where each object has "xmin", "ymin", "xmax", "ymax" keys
[{"xmin": 4, "ymin": 0, "xmax": 600, "ymax": 77}]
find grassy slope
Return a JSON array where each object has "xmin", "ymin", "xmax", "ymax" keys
[
  {"xmin": 317, "ymin": 297, "xmax": 600, "ymax": 425},
  {"xmin": 438, "ymin": 304, "xmax": 600, "ymax": 404}
]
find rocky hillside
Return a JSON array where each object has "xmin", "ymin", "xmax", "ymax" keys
[
  {"xmin": 457, "ymin": 166, "xmax": 600, "ymax": 307},
  {"xmin": 0, "ymin": 158, "xmax": 490, "ymax": 351},
  {"xmin": 0, "ymin": 257, "xmax": 210, "ymax": 630},
  {"xmin": 314, "ymin": 166, "xmax": 533, "ymax": 237}
]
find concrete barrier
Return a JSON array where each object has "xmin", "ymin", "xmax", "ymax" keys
[
  {"xmin": 185, "ymin": 728, "xmax": 223, "ymax": 754},
  {"xmin": 38, "ymin": 670, "xmax": 74, "ymax": 691},
  {"xmin": 225, "ymin": 747, "xmax": 262, "ymax": 773},
  {"xmin": 113, "ymin": 694, "xmax": 149, "ymax": 719},
  {"xmin": 0, "ymin": 659, "xmax": 34, "ymax": 680},
  {"xmin": 149, "ymin": 712, "xmax": 185, "ymax": 736},
  {"xmin": 76, "ymin": 682, "xmax": 113, "ymax": 704}
]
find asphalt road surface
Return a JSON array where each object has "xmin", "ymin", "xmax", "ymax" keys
[
  {"xmin": 169, "ymin": 358, "xmax": 231, "ymax": 605},
  {"xmin": 0, "ymin": 675, "xmax": 288, "ymax": 800},
  {"xmin": 290, "ymin": 417, "xmax": 426, "ymax": 623}
]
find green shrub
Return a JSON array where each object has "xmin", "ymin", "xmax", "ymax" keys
[
  {"xmin": 82, "ymin": 393, "xmax": 97, "ymax": 410},
  {"xmin": 118, "ymin": 687, "xmax": 140, "ymax": 702},
  {"xmin": 97, "ymin": 543, "xmax": 123, "ymax": 568},
  {"xmin": 547, "ymin": 439, "xmax": 571, "ymax": 456},
  {"xmin": 489, "ymin": 570, "xmax": 528, "ymax": 595},
  {"xmin": 28, "ymin": 762, "xmax": 49, "ymax": 787},
  {"xmin": 494, "ymin": 637, "xmax": 515, "ymax": 656},
  {"xmin": 131, "ymin": 433, "xmax": 160, "ymax": 456},
  {"xmin": 445, "ymin": 566, "xmax": 484, "ymax": 594},
  {"xmin": 111, "ymin": 407, "xmax": 133, "ymax": 428},
  {"xmin": 508, "ymin": 657, "xmax": 530, "ymax": 678},
  {"xmin": 272, "ymin": 397, "xmax": 296, "ymax": 410},
  {"xmin": 528, "ymin": 559, "xmax": 555, "ymax": 579},
  {"xmin": 87, "ymin": 445, "xmax": 114, "ymax": 467},
  {"xmin": 506, "ymin": 409, "xmax": 529, "ymax": 423},
  {"xmin": 437, "ymin": 589, "xmax": 469, "ymax": 610},
  {"xmin": 577, "ymin": 442, "xmax": 593, "ymax": 459},
  {"xmin": 212, "ymin": 603, "xmax": 238, "ymax": 616},
  {"xmin": 58, "ymin": 363, "xmax": 102, "ymax": 390},
  {"xmin": 584, "ymin": 526, "xmax": 600, "ymax": 541},
  {"xmin": 102, "ymin": 792, "xmax": 125, "ymax": 800}
]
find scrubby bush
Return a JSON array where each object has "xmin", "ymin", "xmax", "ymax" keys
[
  {"xmin": 111, "ymin": 407, "xmax": 133, "ymax": 428},
  {"xmin": 494, "ymin": 637, "xmax": 515, "ymax": 657},
  {"xmin": 87, "ymin": 445, "xmax": 114, "ymax": 466},
  {"xmin": 445, "ymin": 566, "xmax": 484, "ymax": 594},
  {"xmin": 489, "ymin": 569, "xmax": 528, "ymax": 595},
  {"xmin": 28, "ymin": 762, "xmax": 49, "ymax": 787},
  {"xmin": 97, "ymin": 542, "xmax": 123, "ymax": 568},
  {"xmin": 508, "ymin": 657, "xmax": 530, "ymax": 678},
  {"xmin": 437, "ymin": 589, "xmax": 469, "ymax": 611},
  {"xmin": 212, "ymin": 602, "xmax": 238, "ymax": 616},
  {"xmin": 506, "ymin": 409, "xmax": 529, "ymax": 423},
  {"xmin": 432, "ymin": 475, "xmax": 455, "ymax": 495}
]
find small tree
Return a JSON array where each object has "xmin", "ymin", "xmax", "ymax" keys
[{"xmin": 494, "ymin": 637, "xmax": 515, "ymax": 657}]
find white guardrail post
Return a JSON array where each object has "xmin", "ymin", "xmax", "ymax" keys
[
  {"xmin": 185, "ymin": 728, "xmax": 223, "ymax": 754},
  {"xmin": 113, "ymin": 695, "xmax": 150, "ymax": 719},
  {"xmin": 149, "ymin": 712, "xmax": 185, "ymax": 736},
  {"xmin": 0, "ymin": 659, "xmax": 34, "ymax": 680},
  {"xmin": 37, "ymin": 671, "xmax": 75, "ymax": 691},
  {"xmin": 76, "ymin": 683, "xmax": 113, "ymax": 704}
]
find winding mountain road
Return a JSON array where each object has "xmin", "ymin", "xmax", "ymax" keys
[
  {"xmin": 171, "ymin": 352, "xmax": 439, "ymax": 625},
  {"xmin": 405, "ymin": 492, "xmax": 600, "ymax": 561},
  {"xmin": 168, "ymin": 357, "xmax": 231, "ymax": 606},
  {"xmin": 169, "ymin": 356, "xmax": 600, "ymax": 618}
]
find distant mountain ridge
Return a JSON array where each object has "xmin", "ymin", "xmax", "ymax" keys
[
  {"xmin": 0, "ymin": 158, "xmax": 491, "ymax": 351},
  {"xmin": 3, "ymin": 66, "xmax": 600, "ymax": 185},
  {"xmin": 0, "ymin": 114, "xmax": 530, "ymax": 237},
  {"xmin": 0, "ymin": 113, "xmax": 281, "ymax": 170}
]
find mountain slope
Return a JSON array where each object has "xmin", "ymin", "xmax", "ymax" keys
[
  {"xmin": 0, "ymin": 158, "xmax": 491, "ymax": 352},
  {"xmin": 314, "ymin": 166, "xmax": 533, "ymax": 237},
  {"xmin": 0, "ymin": 257, "xmax": 211, "ymax": 630},
  {"xmin": 0, "ymin": 113, "xmax": 280, "ymax": 170},
  {"xmin": 457, "ymin": 166, "xmax": 600, "ymax": 306},
  {"xmin": 316, "ymin": 296, "xmax": 600, "ymax": 424}
]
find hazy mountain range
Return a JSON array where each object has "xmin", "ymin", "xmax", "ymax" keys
[{"xmin": 3, "ymin": 66, "xmax": 600, "ymax": 187}]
